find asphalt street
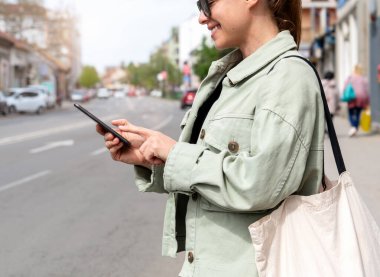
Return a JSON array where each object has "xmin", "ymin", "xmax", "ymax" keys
[{"xmin": 0, "ymin": 96, "xmax": 185, "ymax": 277}]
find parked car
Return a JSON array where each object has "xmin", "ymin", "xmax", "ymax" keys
[
  {"xmin": 150, "ymin": 89, "xmax": 162, "ymax": 97},
  {"xmin": 114, "ymin": 89, "xmax": 126, "ymax": 98},
  {"xmin": 4, "ymin": 88, "xmax": 46, "ymax": 114},
  {"xmin": 127, "ymin": 89, "xmax": 137, "ymax": 97},
  {"xmin": 29, "ymin": 85, "xmax": 56, "ymax": 109},
  {"xmin": 0, "ymin": 91, "xmax": 8, "ymax": 115},
  {"xmin": 180, "ymin": 89, "xmax": 197, "ymax": 109},
  {"xmin": 97, "ymin": 88, "xmax": 111, "ymax": 99},
  {"xmin": 70, "ymin": 90, "xmax": 90, "ymax": 102}
]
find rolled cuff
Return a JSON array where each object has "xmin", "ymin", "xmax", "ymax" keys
[
  {"xmin": 163, "ymin": 142, "xmax": 206, "ymax": 193},
  {"xmin": 134, "ymin": 165, "xmax": 167, "ymax": 193}
]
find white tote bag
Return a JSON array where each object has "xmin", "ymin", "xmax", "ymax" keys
[
  {"xmin": 249, "ymin": 172, "xmax": 380, "ymax": 277},
  {"xmin": 249, "ymin": 56, "xmax": 380, "ymax": 277}
]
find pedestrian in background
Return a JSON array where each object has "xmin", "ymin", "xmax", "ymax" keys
[
  {"xmin": 96, "ymin": 0, "xmax": 325, "ymax": 276},
  {"xmin": 182, "ymin": 61, "xmax": 192, "ymax": 89},
  {"xmin": 322, "ymin": 71, "xmax": 340, "ymax": 120},
  {"xmin": 343, "ymin": 64, "xmax": 370, "ymax": 137}
]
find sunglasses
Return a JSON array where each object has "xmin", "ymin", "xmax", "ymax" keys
[{"xmin": 197, "ymin": 0, "xmax": 212, "ymax": 18}]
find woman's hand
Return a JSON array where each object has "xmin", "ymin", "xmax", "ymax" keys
[
  {"xmin": 118, "ymin": 122, "xmax": 177, "ymax": 164},
  {"xmin": 95, "ymin": 119, "xmax": 164, "ymax": 168}
]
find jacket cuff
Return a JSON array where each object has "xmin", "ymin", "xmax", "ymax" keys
[
  {"xmin": 134, "ymin": 165, "xmax": 167, "ymax": 193},
  {"xmin": 164, "ymin": 142, "xmax": 205, "ymax": 193}
]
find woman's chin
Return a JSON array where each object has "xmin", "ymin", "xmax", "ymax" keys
[
  {"xmin": 214, "ymin": 41, "xmax": 228, "ymax": 50},
  {"xmin": 213, "ymin": 38, "xmax": 235, "ymax": 51}
]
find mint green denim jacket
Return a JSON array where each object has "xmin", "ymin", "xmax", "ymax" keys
[{"xmin": 134, "ymin": 31, "xmax": 325, "ymax": 277}]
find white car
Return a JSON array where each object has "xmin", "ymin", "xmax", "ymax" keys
[
  {"xmin": 150, "ymin": 89, "xmax": 163, "ymax": 97},
  {"xmin": 29, "ymin": 85, "xmax": 56, "ymax": 109},
  {"xmin": 114, "ymin": 89, "xmax": 126, "ymax": 98},
  {"xmin": 97, "ymin": 88, "xmax": 111, "ymax": 99},
  {"xmin": 5, "ymin": 88, "xmax": 47, "ymax": 114}
]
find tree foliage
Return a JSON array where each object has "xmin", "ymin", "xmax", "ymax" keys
[
  {"xmin": 193, "ymin": 37, "xmax": 233, "ymax": 81},
  {"xmin": 78, "ymin": 66, "xmax": 100, "ymax": 88},
  {"xmin": 126, "ymin": 48, "xmax": 182, "ymax": 94}
]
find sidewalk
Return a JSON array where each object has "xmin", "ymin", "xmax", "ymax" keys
[{"xmin": 324, "ymin": 115, "xmax": 380, "ymax": 224}]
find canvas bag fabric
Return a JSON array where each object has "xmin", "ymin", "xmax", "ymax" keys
[{"xmin": 248, "ymin": 56, "xmax": 380, "ymax": 277}]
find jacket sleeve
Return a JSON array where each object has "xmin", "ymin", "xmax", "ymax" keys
[
  {"xmin": 163, "ymin": 60, "xmax": 322, "ymax": 212},
  {"xmin": 134, "ymin": 165, "xmax": 167, "ymax": 193}
]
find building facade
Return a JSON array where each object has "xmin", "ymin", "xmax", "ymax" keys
[
  {"xmin": 0, "ymin": 32, "xmax": 12, "ymax": 90},
  {"xmin": 336, "ymin": 0, "xmax": 369, "ymax": 89},
  {"xmin": 301, "ymin": 0, "xmax": 337, "ymax": 75},
  {"xmin": 368, "ymin": 0, "xmax": 380, "ymax": 124},
  {"xmin": 46, "ymin": 10, "xmax": 82, "ymax": 96},
  {"xmin": 336, "ymin": 0, "xmax": 380, "ymax": 125}
]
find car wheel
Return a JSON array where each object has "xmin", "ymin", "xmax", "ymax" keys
[
  {"xmin": 36, "ymin": 106, "xmax": 45, "ymax": 114},
  {"xmin": 9, "ymin": 106, "xmax": 16, "ymax": 113}
]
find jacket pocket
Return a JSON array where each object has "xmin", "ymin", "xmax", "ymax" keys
[{"xmin": 204, "ymin": 114, "xmax": 254, "ymax": 154}]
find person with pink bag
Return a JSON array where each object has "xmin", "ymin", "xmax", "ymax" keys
[{"xmin": 343, "ymin": 64, "xmax": 370, "ymax": 137}]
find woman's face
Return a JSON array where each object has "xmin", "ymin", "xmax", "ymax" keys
[{"xmin": 198, "ymin": 0, "xmax": 252, "ymax": 50}]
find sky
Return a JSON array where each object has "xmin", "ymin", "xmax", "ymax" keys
[{"xmin": 45, "ymin": 0, "xmax": 200, "ymax": 73}]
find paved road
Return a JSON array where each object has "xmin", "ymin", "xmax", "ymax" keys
[
  {"xmin": 0, "ymin": 97, "xmax": 378, "ymax": 277},
  {"xmin": 0, "ymin": 97, "xmax": 185, "ymax": 277}
]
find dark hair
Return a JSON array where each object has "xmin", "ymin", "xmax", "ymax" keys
[
  {"xmin": 268, "ymin": 0, "xmax": 302, "ymax": 48},
  {"xmin": 324, "ymin": 71, "xmax": 334, "ymax": 80}
]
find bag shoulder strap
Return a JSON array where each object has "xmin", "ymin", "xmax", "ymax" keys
[{"xmin": 271, "ymin": 55, "xmax": 346, "ymax": 175}]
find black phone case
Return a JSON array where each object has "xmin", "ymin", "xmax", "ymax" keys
[{"xmin": 74, "ymin": 103, "xmax": 131, "ymax": 147}]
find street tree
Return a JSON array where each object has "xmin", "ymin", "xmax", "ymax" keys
[
  {"xmin": 126, "ymin": 49, "xmax": 182, "ymax": 97},
  {"xmin": 78, "ymin": 66, "xmax": 100, "ymax": 88}
]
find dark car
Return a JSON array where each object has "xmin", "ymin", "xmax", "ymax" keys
[
  {"xmin": 0, "ymin": 91, "xmax": 8, "ymax": 115},
  {"xmin": 180, "ymin": 89, "xmax": 197, "ymax": 109}
]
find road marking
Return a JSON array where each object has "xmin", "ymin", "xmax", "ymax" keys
[
  {"xmin": 0, "ymin": 115, "xmax": 118, "ymax": 146},
  {"xmin": 151, "ymin": 115, "xmax": 173, "ymax": 131},
  {"xmin": 91, "ymin": 148, "xmax": 107, "ymax": 156},
  {"xmin": 0, "ymin": 170, "xmax": 52, "ymax": 193},
  {"xmin": 30, "ymin": 140, "xmax": 74, "ymax": 154}
]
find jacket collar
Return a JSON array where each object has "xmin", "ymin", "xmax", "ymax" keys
[{"xmin": 218, "ymin": 31, "xmax": 297, "ymax": 85}]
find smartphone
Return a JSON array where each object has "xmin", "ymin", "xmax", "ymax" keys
[{"xmin": 74, "ymin": 103, "xmax": 131, "ymax": 147}]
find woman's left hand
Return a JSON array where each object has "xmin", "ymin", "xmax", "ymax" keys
[{"xmin": 118, "ymin": 123, "xmax": 177, "ymax": 163}]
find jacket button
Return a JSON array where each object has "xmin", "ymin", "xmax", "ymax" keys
[
  {"xmin": 191, "ymin": 193, "xmax": 198, "ymax": 201},
  {"xmin": 188, "ymin": 252, "xmax": 194, "ymax": 263},
  {"xmin": 200, "ymin": 129, "xmax": 206, "ymax": 139},
  {"xmin": 228, "ymin": 141, "xmax": 239, "ymax": 153}
]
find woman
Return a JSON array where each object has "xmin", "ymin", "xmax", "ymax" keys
[
  {"xmin": 343, "ymin": 64, "xmax": 370, "ymax": 137},
  {"xmin": 97, "ymin": 0, "xmax": 325, "ymax": 276},
  {"xmin": 322, "ymin": 71, "xmax": 340, "ymax": 120}
]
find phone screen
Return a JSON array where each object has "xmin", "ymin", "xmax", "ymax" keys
[{"xmin": 74, "ymin": 103, "xmax": 131, "ymax": 147}]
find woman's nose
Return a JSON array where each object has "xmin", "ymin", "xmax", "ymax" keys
[{"xmin": 198, "ymin": 11, "xmax": 208, "ymax": 25}]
